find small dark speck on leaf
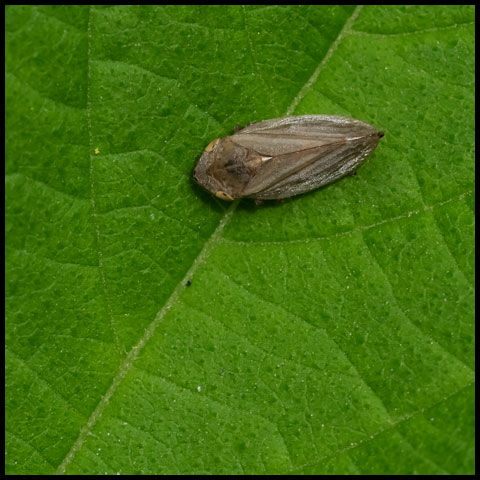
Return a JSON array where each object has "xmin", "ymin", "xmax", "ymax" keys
[{"xmin": 186, "ymin": 280, "xmax": 191, "ymax": 287}]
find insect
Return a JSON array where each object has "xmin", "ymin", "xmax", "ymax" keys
[{"xmin": 193, "ymin": 115, "xmax": 384, "ymax": 202}]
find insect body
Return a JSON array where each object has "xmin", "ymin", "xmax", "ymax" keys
[{"xmin": 194, "ymin": 115, "xmax": 384, "ymax": 201}]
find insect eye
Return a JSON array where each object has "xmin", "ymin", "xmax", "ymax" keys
[
  {"xmin": 204, "ymin": 138, "xmax": 220, "ymax": 152},
  {"xmin": 215, "ymin": 191, "xmax": 234, "ymax": 201}
]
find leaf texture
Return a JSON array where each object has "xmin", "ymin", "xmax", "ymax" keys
[{"xmin": 5, "ymin": 5, "xmax": 475, "ymax": 475}]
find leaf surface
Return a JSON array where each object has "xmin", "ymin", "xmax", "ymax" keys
[{"xmin": 5, "ymin": 5, "xmax": 475, "ymax": 475}]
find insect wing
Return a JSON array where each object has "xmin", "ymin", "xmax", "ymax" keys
[
  {"xmin": 240, "ymin": 142, "xmax": 341, "ymax": 197},
  {"xmin": 245, "ymin": 134, "xmax": 380, "ymax": 199},
  {"xmin": 231, "ymin": 115, "xmax": 380, "ymax": 199}
]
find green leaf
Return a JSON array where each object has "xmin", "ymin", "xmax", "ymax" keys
[{"xmin": 5, "ymin": 5, "xmax": 475, "ymax": 475}]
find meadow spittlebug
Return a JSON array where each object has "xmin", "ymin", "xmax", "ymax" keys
[{"xmin": 194, "ymin": 115, "xmax": 384, "ymax": 202}]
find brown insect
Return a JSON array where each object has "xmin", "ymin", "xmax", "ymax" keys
[{"xmin": 194, "ymin": 115, "xmax": 384, "ymax": 202}]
